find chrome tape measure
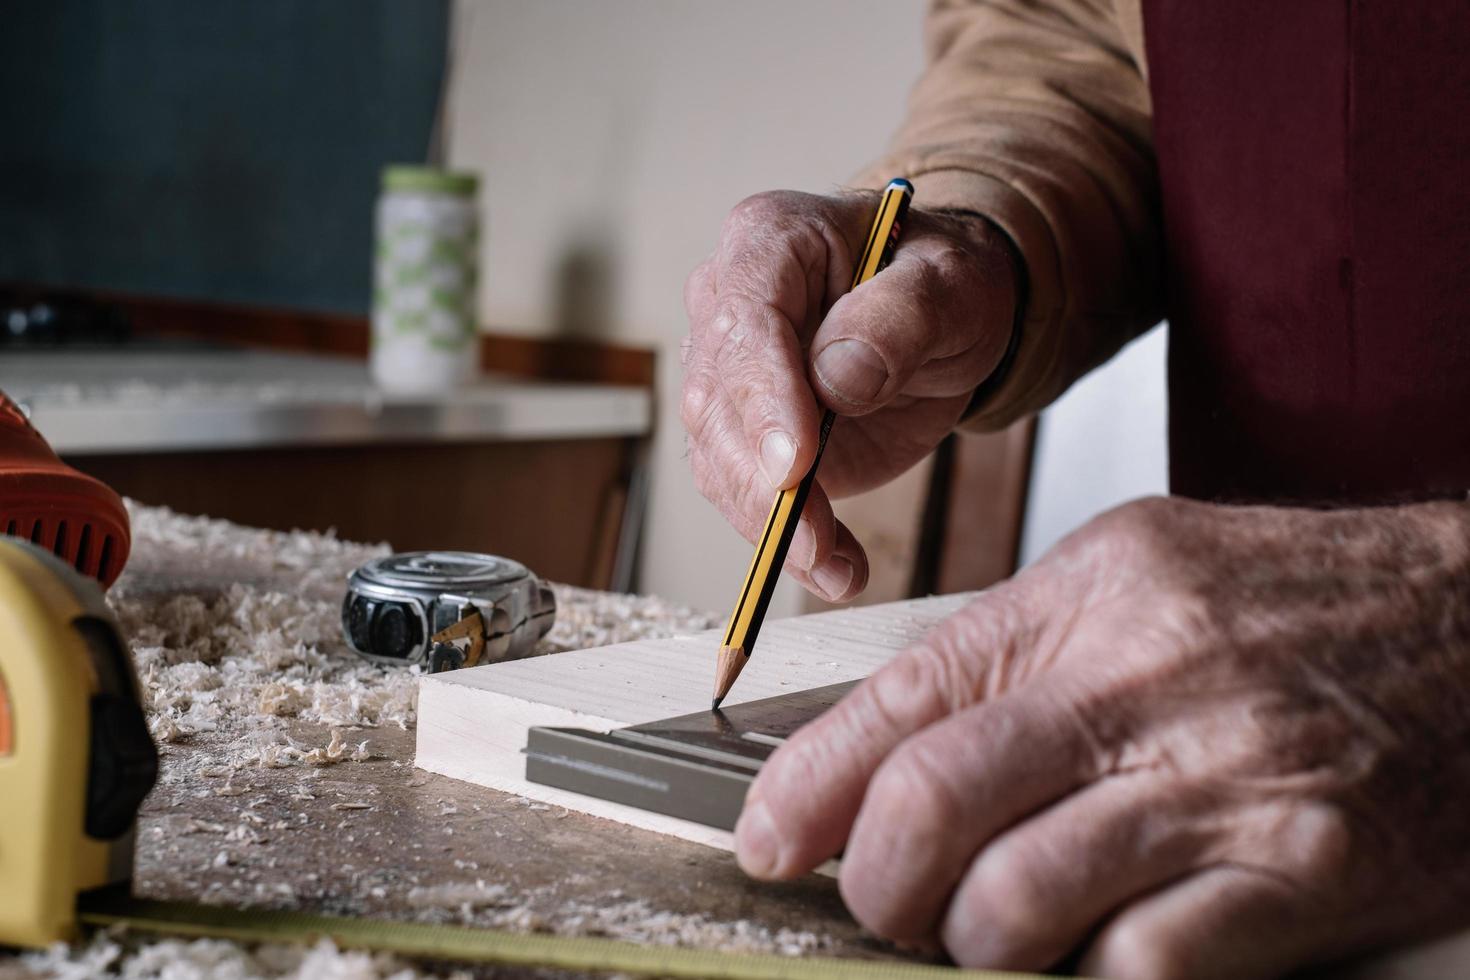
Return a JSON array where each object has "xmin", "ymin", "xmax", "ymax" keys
[{"xmin": 342, "ymin": 552, "xmax": 555, "ymax": 673}]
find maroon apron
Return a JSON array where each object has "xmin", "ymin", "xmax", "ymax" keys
[{"xmin": 1142, "ymin": 1, "xmax": 1470, "ymax": 504}]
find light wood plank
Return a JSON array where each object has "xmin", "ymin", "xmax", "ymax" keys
[{"xmin": 414, "ymin": 593, "xmax": 976, "ymax": 849}]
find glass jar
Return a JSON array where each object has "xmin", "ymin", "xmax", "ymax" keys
[{"xmin": 371, "ymin": 166, "xmax": 480, "ymax": 393}]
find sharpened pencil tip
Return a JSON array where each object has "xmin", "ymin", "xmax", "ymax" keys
[{"xmin": 712, "ymin": 644, "xmax": 746, "ymax": 712}]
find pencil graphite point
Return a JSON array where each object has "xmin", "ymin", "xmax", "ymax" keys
[{"xmin": 712, "ymin": 644, "xmax": 747, "ymax": 709}]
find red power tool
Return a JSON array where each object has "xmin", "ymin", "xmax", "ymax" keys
[{"xmin": 0, "ymin": 391, "xmax": 130, "ymax": 588}]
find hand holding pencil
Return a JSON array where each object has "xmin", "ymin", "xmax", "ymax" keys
[
  {"xmin": 682, "ymin": 180, "xmax": 1022, "ymax": 705},
  {"xmin": 683, "ymin": 186, "xmax": 1020, "ymax": 603}
]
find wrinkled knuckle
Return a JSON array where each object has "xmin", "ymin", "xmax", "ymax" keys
[
  {"xmin": 775, "ymin": 723, "xmax": 836, "ymax": 782},
  {"xmin": 946, "ymin": 843, "xmax": 1053, "ymax": 963},
  {"xmin": 679, "ymin": 376, "xmax": 718, "ymax": 440},
  {"xmin": 713, "ymin": 300, "xmax": 781, "ymax": 364},
  {"xmin": 1079, "ymin": 496, "xmax": 1190, "ymax": 578},
  {"xmin": 724, "ymin": 352, "xmax": 780, "ymax": 411},
  {"xmin": 865, "ymin": 652, "xmax": 949, "ymax": 729},
  {"xmin": 873, "ymin": 741, "xmax": 964, "ymax": 835},
  {"xmin": 941, "ymin": 594, "xmax": 1030, "ymax": 685},
  {"xmin": 706, "ymin": 299, "xmax": 747, "ymax": 344},
  {"xmin": 725, "ymin": 192, "xmax": 789, "ymax": 238},
  {"xmin": 1172, "ymin": 593, "xmax": 1214, "ymax": 643},
  {"xmin": 678, "ymin": 375, "xmax": 705, "ymax": 421},
  {"xmin": 1283, "ymin": 803, "xmax": 1355, "ymax": 884},
  {"xmin": 731, "ymin": 191, "xmax": 778, "ymax": 219},
  {"xmin": 732, "ymin": 465, "xmax": 769, "ymax": 516},
  {"xmin": 1098, "ymin": 496, "xmax": 1172, "ymax": 543},
  {"xmin": 1094, "ymin": 918, "xmax": 1190, "ymax": 980},
  {"xmin": 837, "ymin": 860, "xmax": 907, "ymax": 941},
  {"xmin": 727, "ymin": 192, "xmax": 831, "ymax": 259},
  {"xmin": 927, "ymin": 242, "xmax": 976, "ymax": 289},
  {"xmin": 975, "ymin": 839, "xmax": 1052, "ymax": 926},
  {"xmin": 683, "ymin": 260, "xmax": 713, "ymax": 312}
]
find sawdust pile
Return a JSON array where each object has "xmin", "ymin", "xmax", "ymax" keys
[
  {"xmin": 404, "ymin": 881, "xmax": 829, "ymax": 956},
  {"xmin": 18, "ymin": 935, "xmax": 474, "ymax": 980},
  {"xmin": 110, "ymin": 504, "xmax": 411, "ymax": 768},
  {"xmin": 110, "ymin": 502, "xmax": 720, "ymax": 774}
]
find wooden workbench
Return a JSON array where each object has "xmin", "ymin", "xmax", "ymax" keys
[
  {"xmin": 11, "ymin": 503, "xmax": 910, "ymax": 978},
  {"xmin": 11, "ymin": 504, "xmax": 1469, "ymax": 978}
]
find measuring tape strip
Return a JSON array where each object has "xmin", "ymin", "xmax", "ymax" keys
[{"xmin": 77, "ymin": 889, "xmax": 1050, "ymax": 980}]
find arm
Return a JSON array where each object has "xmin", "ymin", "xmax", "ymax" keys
[{"xmin": 854, "ymin": 0, "xmax": 1163, "ymax": 428}]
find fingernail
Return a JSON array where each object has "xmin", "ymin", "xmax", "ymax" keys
[
  {"xmin": 734, "ymin": 799, "xmax": 781, "ymax": 877},
  {"xmin": 811, "ymin": 557, "xmax": 853, "ymax": 600},
  {"xmin": 790, "ymin": 520, "xmax": 817, "ymax": 570},
  {"xmin": 759, "ymin": 430, "xmax": 797, "ymax": 488},
  {"xmin": 814, "ymin": 339, "xmax": 887, "ymax": 405}
]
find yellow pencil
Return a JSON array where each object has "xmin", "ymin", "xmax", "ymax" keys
[{"xmin": 712, "ymin": 178, "xmax": 915, "ymax": 709}]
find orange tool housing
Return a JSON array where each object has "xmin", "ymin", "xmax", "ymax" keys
[{"xmin": 0, "ymin": 391, "xmax": 130, "ymax": 588}]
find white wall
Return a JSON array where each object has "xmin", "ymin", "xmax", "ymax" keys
[
  {"xmin": 1020, "ymin": 324, "xmax": 1170, "ymax": 563},
  {"xmin": 447, "ymin": 0, "xmax": 927, "ymax": 614}
]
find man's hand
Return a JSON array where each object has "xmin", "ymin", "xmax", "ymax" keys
[
  {"xmin": 734, "ymin": 496, "xmax": 1470, "ymax": 978},
  {"xmin": 682, "ymin": 190, "xmax": 1017, "ymax": 601}
]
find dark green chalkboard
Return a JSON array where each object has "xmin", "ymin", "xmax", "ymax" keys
[{"xmin": 0, "ymin": 1, "xmax": 450, "ymax": 315}]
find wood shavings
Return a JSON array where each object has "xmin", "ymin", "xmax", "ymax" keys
[
  {"xmin": 552, "ymin": 897, "xmax": 832, "ymax": 957},
  {"xmin": 233, "ymin": 729, "xmax": 373, "ymax": 769},
  {"xmin": 104, "ymin": 501, "xmax": 716, "ymax": 785},
  {"xmin": 109, "ymin": 504, "xmax": 414, "ymax": 770},
  {"xmin": 20, "ymin": 933, "xmax": 470, "ymax": 980},
  {"xmin": 406, "ymin": 881, "xmax": 515, "ymax": 913},
  {"xmin": 401, "ymin": 883, "xmax": 832, "ymax": 956}
]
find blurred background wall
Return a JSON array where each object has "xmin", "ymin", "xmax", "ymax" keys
[
  {"xmin": 444, "ymin": 0, "xmax": 1167, "ymax": 612},
  {"xmin": 0, "ymin": 1, "xmax": 449, "ymax": 312},
  {"xmin": 1, "ymin": 0, "xmax": 1168, "ymax": 611}
]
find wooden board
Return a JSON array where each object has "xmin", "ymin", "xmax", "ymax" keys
[{"xmin": 415, "ymin": 593, "xmax": 976, "ymax": 849}]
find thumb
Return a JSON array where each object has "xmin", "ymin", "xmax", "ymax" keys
[{"xmin": 808, "ymin": 219, "xmax": 1016, "ymax": 416}]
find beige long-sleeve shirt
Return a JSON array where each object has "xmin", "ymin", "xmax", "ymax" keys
[{"xmin": 855, "ymin": 0, "xmax": 1159, "ymax": 430}]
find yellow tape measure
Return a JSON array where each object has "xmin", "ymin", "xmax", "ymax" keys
[{"xmin": 78, "ymin": 889, "xmax": 1046, "ymax": 980}]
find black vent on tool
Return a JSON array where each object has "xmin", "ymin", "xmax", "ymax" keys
[
  {"xmin": 97, "ymin": 535, "xmax": 114, "ymax": 584},
  {"xmin": 73, "ymin": 616, "xmax": 157, "ymax": 840},
  {"xmin": 0, "ymin": 513, "xmax": 118, "ymax": 585}
]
